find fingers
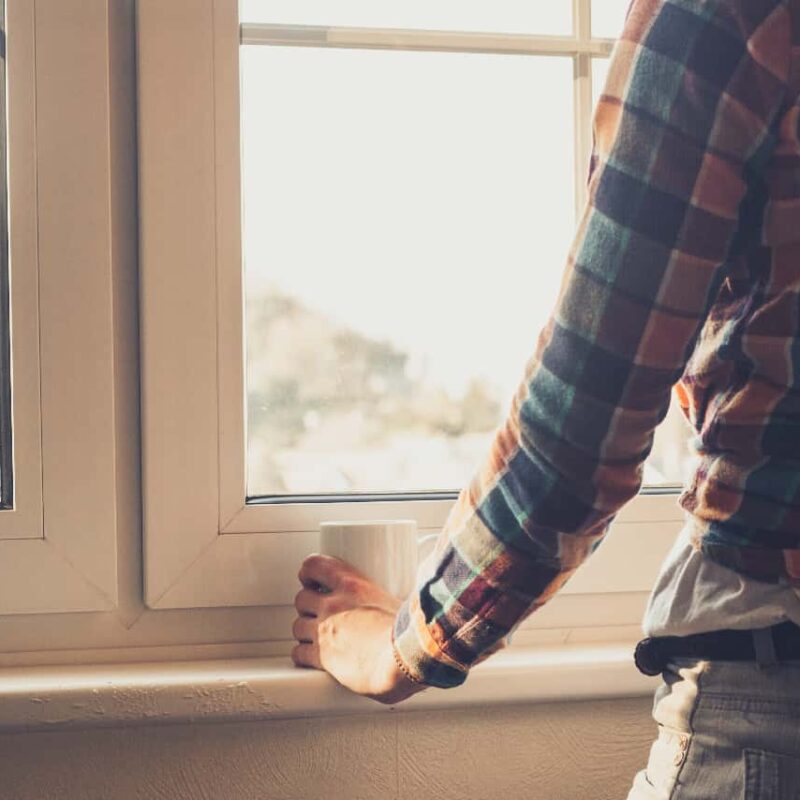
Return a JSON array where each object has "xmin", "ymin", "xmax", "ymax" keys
[
  {"xmin": 291, "ymin": 642, "xmax": 322, "ymax": 670},
  {"xmin": 298, "ymin": 554, "xmax": 349, "ymax": 592},
  {"xmin": 294, "ymin": 588, "xmax": 323, "ymax": 617},
  {"xmin": 292, "ymin": 615, "xmax": 317, "ymax": 644}
]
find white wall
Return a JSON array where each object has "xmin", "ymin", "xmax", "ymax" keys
[{"xmin": 0, "ymin": 698, "xmax": 652, "ymax": 800}]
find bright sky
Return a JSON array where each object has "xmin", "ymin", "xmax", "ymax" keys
[
  {"xmin": 239, "ymin": 1, "xmax": 630, "ymax": 39},
  {"xmin": 239, "ymin": 1, "xmax": 572, "ymax": 35},
  {"xmin": 239, "ymin": 3, "xmax": 629, "ymax": 400}
]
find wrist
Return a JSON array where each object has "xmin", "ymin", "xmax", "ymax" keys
[
  {"xmin": 391, "ymin": 638, "xmax": 423, "ymax": 687},
  {"xmin": 371, "ymin": 640, "xmax": 426, "ymax": 705}
]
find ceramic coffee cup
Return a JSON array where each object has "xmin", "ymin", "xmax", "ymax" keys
[{"xmin": 319, "ymin": 519, "xmax": 423, "ymax": 598}]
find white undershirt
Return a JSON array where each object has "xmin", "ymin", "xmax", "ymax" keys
[{"xmin": 643, "ymin": 521, "xmax": 800, "ymax": 638}]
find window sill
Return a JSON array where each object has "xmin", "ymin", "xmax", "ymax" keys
[{"xmin": 0, "ymin": 642, "xmax": 655, "ymax": 733}]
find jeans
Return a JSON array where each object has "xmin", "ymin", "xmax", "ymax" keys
[{"xmin": 627, "ymin": 658, "xmax": 800, "ymax": 799}]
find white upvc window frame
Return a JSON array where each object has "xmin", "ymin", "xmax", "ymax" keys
[
  {"xmin": 138, "ymin": 0, "xmax": 684, "ymax": 614},
  {"xmin": 0, "ymin": 0, "xmax": 118, "ymax": 613}
]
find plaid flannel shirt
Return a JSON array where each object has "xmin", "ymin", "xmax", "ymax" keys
[{"xmin": 393, "ymin": 0, "xmax": 798, "ymax": 689}]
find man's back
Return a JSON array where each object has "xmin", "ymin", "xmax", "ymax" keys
[{"xmin": 668, "ymin": 0, "xmax": 800, "ymax": 581}]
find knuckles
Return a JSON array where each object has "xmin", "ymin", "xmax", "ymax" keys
[
  {"xmin": 293, "ymin": 588, "xmax": 352, "ymax": 620},
  {"xmin": 296, "ymin": 553, "xmax": 324, "ymax": 582},
  {"xmin": 291, "ymin": 617, "xmax": 306, "ymax": 640},
  {"xmin": 322, "ymin": 592, "xmax": 359, "ymax": 616},
  {"xmin": 320, "ymin": 596, "xmax": 342, "ymax": 616},
  {"xmin": 337, "ymin": 574, "xmax": 365, "ymax": 600}
]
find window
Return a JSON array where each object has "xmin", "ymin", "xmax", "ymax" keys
[
  {"xmin": 239, "ymin": 2, "xmax": 689, "ymax": 501},
  {"xmin": 591, "ymin": 0, "xmax": 633, "ymax": 39},
  {"xmin": 0, "ymin": 0, "xmax": 302, "ymax": 663},
  {"xmin": 0, "ymin": 0, "xmax": 118, "ymax": 613},
  {"xmin": 139, "ymin": 0, "xmax": 684, "ymax": 619},
  {"xmin": 241, "ymin": 47, "xmax": 574, "ymax": 498},
  {"xmin": 239, "ymin": 1, "xmax": 574, "ymax": 35}
]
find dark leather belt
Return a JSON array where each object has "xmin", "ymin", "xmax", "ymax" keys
[{"xmin": 634, "ymin": 621, "xmax": 800, "ymax": 676}]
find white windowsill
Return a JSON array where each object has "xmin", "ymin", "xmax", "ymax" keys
[{"xmin": 0, "ymin": 643, "xmax": 656, "ymax": 733}]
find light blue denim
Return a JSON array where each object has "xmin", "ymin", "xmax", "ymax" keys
[{"xmin": 627, "ymin": 657, "xmax": 800, "ymax": 799}]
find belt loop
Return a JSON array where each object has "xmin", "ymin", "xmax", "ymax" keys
[{"xmin": 753, "ymin": 627, "xmax": 778, "ymax": 670}]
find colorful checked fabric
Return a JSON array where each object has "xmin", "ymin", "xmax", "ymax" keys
[{"xmin": 392, "ymin": 0, "xmax": 799, "ymax": 689}]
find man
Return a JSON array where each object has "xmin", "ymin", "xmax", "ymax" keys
[{"xmin": 292, "ymin": 0, "xmax": 800, "ymax": 794}]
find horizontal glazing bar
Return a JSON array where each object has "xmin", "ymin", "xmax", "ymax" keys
[
  {"xmin": 240, "ymin": 23, "xmax": 615, "ymax": 57},
  {"xmin": 244, "ymin": 486, "xmax": 680, "ymax": 507}
]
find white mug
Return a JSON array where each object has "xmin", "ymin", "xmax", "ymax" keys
[{"xmin": 319, "ymin": 519, "xmax": 436, "ymax": 598}]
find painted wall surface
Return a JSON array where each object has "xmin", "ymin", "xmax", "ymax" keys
[{"xmin": 0, "ymin": 697, "xmax": 652, "ymax": 800}]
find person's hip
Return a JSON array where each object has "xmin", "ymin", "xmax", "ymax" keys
[{"xmin": 627, "ymin": 632, "xmax": 800, "ymax": 798}]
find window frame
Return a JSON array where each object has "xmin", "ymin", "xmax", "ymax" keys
[
  {"xmin": 139, "ymin": 0, "xmax": 684, "ymax": 613},
  {"xmin": 0, "ymin": 0, "xmax": 41, "ymax": 542},
  {"xmin": 0, "ymin": 0, "xmax": 119, "ymax": 613},
  {"xmin": 0, "ymin": 0, "xmax": 11, "ymax": 513}
]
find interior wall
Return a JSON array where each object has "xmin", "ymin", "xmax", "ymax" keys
[{"xmin": 0, "ymin": 697, "xmax": 652, "ymax": 800}]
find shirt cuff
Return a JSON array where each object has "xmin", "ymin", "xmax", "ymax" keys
[{"xmin": 391, "ymin": 595, "xmax": 470, "ymax": 690}]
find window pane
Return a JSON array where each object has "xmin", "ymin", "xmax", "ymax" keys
[
  {"xmin": 591, "ymin": 0, "xmax": 630, "ymax": 39},
  {"xmin": 592, "ymin": 56, "xmax": 610, "ymax": 110},
  {"xmin": 241, "ymin": 47, "xmax": 575, "ymax": 496},
  {"xmin": 648, "ymin": 401, "xmax": 694, "ymax": 487},
  {"xmin": 0, "ymin": 3, "xmax": 11, "ymax": 510},
  {"xmin": 240, "ymin": 1, "xmax": 572, "ymax": 37}
]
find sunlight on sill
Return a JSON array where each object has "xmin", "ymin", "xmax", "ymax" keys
[{"xmin": 0, "ymin": 642, "xmax": 655, "ymax": 733}]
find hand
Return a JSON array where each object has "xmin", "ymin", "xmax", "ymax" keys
[{"xmin": 292, "ymin": 554, "xmax": 427, "ymax": 705}]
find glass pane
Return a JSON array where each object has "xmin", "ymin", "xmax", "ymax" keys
[
  {"xmin": 0, "ymin": 2, "xmax": 11, "ymax": 510},
  {"xmin": 240, "ymin": 1, "xmax": 572, "ymax": 37},
  {"xmin": 592, "ymin": 56, "xmax": 610, "ymax": 110},
  {"xmin": 592, "ymin": 0, "xmax": 630, "ymax": 39},
  {"xmin": 647, "ymin": 401, "xmax": 693, "ymax": 487},
  {"xmin": 241, "ymin": 47, "xmax": 575, "ymax": 496}
]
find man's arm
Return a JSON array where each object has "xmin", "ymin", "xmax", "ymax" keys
[{"xmin": 393, "ymin": 0, "xmax": 791, "ymax": 689}]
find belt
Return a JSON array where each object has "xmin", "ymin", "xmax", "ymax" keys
[{"xmin": 634, "ymin": 621, "xmax": 800, "ymax": 676}]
